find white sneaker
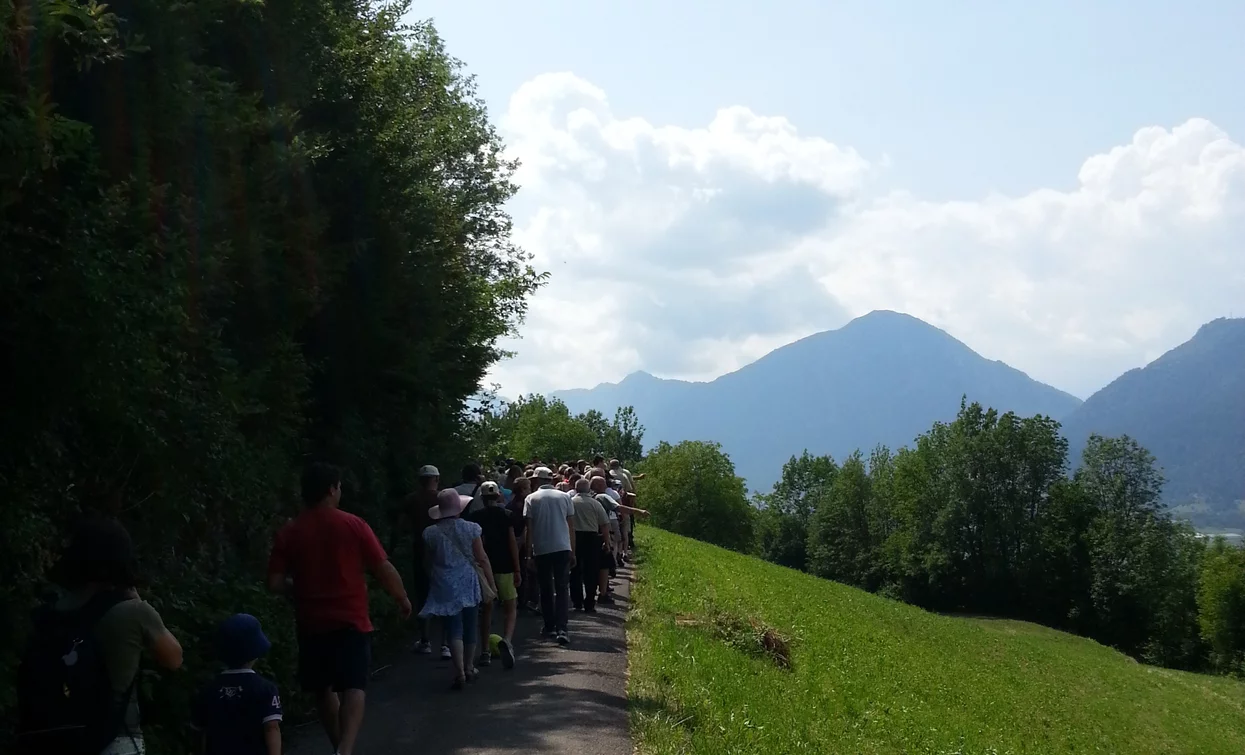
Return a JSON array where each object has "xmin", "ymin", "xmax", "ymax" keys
[
  {"xmin": 412, "ymin": 639, "xmax": 432, "ymax": 654},
  {"xmin": 440, "ymin": 644, "xmax": 452, "ymax": 660}
]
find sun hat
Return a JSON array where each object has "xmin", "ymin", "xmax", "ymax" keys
[
  {"xmin": 428, "ymin": 488, "xmax": 473, "ymax": 520},
  {"xmin": 217, "ymin": 613, "xmax": 271, "ymax": 668},
  {"xmin": 533, "ymin": 466, "xmax": 554, "ymax": 481},
  {"xmin": 418, "ymin": 464, "xmax": 439, "ymax": 477},
  {"xmin": 480, "ymin": 481, "xmax": 501, "ymax": 497}
]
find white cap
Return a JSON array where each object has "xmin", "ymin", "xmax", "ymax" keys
[
  {"xmin": 418, "ymin": 465, "xmax": 439, "ymax": 477},
  {"xmin": 534, "ymin": 466, "xmax": 554, "ymax": 480}
]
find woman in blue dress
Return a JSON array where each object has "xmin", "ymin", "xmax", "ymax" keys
[{"xmin": 421, "ymin": 488, "xmax": 497, "ymax": 689}]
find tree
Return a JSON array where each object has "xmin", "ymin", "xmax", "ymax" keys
[
  {"xmin": 638, "ymin": 441, "xmax": 753, "ymax": 552},
  {"xmin": 1, "ymin": 2, "xmax": 541, "ymax": 748},
  {"xmin": 806, "ymin": 452, "xmax": 874, "ymax": 586},
  {"xmin": 754, "ymin": 452, "xmax": 836, "ymax": 571},
  {"xmin": 605, "ymin": 406, "xmax": 645, "ymax": 465},
  {"xmin": 474, "ymin": 397, "xmax": 645, "ymax": 467},
  {"xmin": 1077, "ymin": 435, "xmax": 1202, "ymax": 665},
  {"xmin": 486, "ymin": 395, "xmax": 597, "ymax": 463},
  {"xmin": 1199, "ymin": 539, "xmax": 1245, "ymax": 675}
]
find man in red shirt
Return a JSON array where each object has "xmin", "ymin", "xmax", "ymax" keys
[{"xmin": 267, "ymin": 462, "xmax": 411, "ymax": 755}]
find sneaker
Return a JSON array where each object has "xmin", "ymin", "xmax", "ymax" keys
[
  {"xmin": 478, "ymin": 652, "xmax": 491, "ymax": 667},
  {"xmin": 585, "ymin": 605, "xmax": 597, "ymax": 614},
  {"xmin": 412, "ymin": 639, "xmax": 432, "ymax": 654},
  {"xmin": 499, "ymin": 639, "xmax": 516, "ymax": 669},
  {"xmin": 556, "ymin": 631, "xmax": 570, "ymax": 646},
  {"xmin": 540, "ymin": 626, "xmax": 556, "ymax": 639},
  {"xmin": 598, "ymin": 594, "xmax": 615, "ymax": 606},
  {"xmin": 440, "ymin": 645, "xmax": 452, "ymax": 660}
]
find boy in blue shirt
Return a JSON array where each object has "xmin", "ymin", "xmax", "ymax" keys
[{"xmin": 192, "ymin": 613, "xmax": 283, "ymax": 755}]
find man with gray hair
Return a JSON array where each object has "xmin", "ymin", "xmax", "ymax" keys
[
  {"xmin": 570, "ymin": 478, "xmax": 610, "ymax": 612},
  {"xmin": 524, "ymin": 467, "xmax": 576, "ymax": 645}
]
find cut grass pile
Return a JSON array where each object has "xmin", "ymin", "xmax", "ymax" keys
[{"xmin": 627, "ymin": 527, "xmax": 1245, "ymax": 755}]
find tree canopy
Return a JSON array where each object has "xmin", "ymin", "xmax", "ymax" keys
[
  {"xmin": 638, "ymin": 440, "xmax": 754, "ymax": 552},
  {"xmin": 1, "ymin": 1, "xmax": 540, "ymax": 749}
]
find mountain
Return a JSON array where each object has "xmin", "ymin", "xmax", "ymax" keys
[
  {"xmin": 555, "ymin": 311, "xmax": 1083, "ymax": 491},
  {"xmin": 1061, "ymin": 317, "xmax": 1245, "ymax": 524}
]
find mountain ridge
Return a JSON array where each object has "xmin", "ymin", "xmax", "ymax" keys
[
  {"xmin": 554, "ymin": 310, "xmax": 1083, "ymax": 490},
  {"xmin": 1060, "ymin": 316, "xmax": 1245, "ymax": 519}
]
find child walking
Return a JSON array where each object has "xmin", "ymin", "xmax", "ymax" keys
[{"xmin": 192, "ymin": 613, "xmax": 283, "ymax": 755}]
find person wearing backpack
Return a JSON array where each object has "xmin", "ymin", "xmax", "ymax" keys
[{"xmin": 17, "ymin": 516, "xmax": 183, "ymax": 755}]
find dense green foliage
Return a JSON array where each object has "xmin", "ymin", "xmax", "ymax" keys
[
  {"xmin": 1199, "ymin": 539, "xmax": 1245, "ymax": 674},
  {"xmin": 745, "ymin": 401, "xmax": 1242, "ymax": 674},
  {"xmin": 1, "ymin": 1, "xmax": 539, "ymax": 751},
  {"xmin": 637, "ymin": 440, "xmax": 754, "ymax": 552},
  {"xmin": 629, "ymin": 526, "xmax": 1245, "ymax": 755},
  {"xmin": 473, "ymin": 394, "xmax": 644, "ymax": 466},
  {"xmin": 752, "ymin": 451, "xmax": 836, "ymax": 571}
]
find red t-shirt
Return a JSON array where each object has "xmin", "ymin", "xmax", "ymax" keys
[{"xmin": 267, "ymin": 506, "xmax": 388, "ymax": 633}]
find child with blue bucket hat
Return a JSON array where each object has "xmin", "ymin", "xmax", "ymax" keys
[{"xmin": 191, "ymin": 614, "xmax": 283, "ymax": 755}]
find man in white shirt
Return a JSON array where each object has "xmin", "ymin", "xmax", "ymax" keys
[{"xmin": 523, "ymin": 467, "xmax": 576, "ymax": 645}]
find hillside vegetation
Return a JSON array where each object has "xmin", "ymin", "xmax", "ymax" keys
[
  {"xmin": 628, "ymin": 527, "xmax": 1245, "ymax": 755},
  {"xmin": 1, "ymin": 2, "xmax": 539, "ymax": 750}
]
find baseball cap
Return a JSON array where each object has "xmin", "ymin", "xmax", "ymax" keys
[
  {"xmin": 418, "ymin": 465, "xmax": 439, "ymax": 477},
  {"xmin": 217, "ymin": 613, "xmax": 271, "ymax": 668},
  {"xmin": 480, "ymin": 481, "xmax": 501, "ymax": 497},
  {"xmin": 534, "ymin": 466, "xmax": 554, "ymax": 480}
]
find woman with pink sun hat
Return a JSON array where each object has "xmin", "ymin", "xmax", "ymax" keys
[{"xmin": 420, "ymin": 489, "xmax": 498, "ymax": 689}]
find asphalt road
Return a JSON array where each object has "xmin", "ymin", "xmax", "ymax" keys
[{"xmin": 289, "ymin": 566, "xmax": 633, "ymax": 755}]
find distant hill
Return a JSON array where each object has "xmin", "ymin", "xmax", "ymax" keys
[
  {"xmin": 1061, "ymin": 317, "xmax": 1245, "ymax": 525},
  {"xmin": 556, "ymin": 310, "xmax": 1082, "ymax": 491}
]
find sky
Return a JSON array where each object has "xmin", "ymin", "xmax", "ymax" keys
[{"xmin": 407, "ymin": 0, "xmax": 1245, "ymax": 400}]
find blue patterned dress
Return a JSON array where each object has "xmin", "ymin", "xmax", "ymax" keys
[{"xmin": 419, "ymin": 518, "xmax": 483, "ymax": 617}]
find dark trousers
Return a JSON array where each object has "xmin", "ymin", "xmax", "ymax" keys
[
  {"xmin": 570, "ymin": 532, "xmax": 601, "ymax": 609},
  {"xmin": 535, "ymin": 550, "xmax": 571, "ymax": 633}
]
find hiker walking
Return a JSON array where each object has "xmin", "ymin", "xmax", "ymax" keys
[
  {"xmin": 266, "ymin": 462, "xmax": 411, "ymax": 755},
  {"xmin": 467, "ymin": 481, "xmax": 521, "ymax": 669},
  {"xmin": 420, "ymin": 488, "xmax": 498, "ymax": 689},
  {"xmin": 192, "ymin": 614, "xmax": 283, "ymax": 755},
  {"xmin": 524, "ymin": 467, "xmax": 576, "ymax": 645},
  {"xmin": 456, "ymin": 463, "xmax": 486, "ymax": 515},
  {"xmin": 570, "ymin": 478, "xmax": 610, "ymax": 613},
  {"xmin": 408, "ymin": 465, "xmax": 443, "ymax": 658},
  {"xmin": 17, "ymin": 516, "xmax": 183, "ymax": 755}
]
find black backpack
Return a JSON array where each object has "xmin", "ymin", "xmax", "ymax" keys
[{"xmin": 16, "ymin": 590, "xmax": 133, "ymax": 755}]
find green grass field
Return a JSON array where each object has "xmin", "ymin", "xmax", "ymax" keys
[{"xmin": 627, "ymin": 527, "xmax": 1245, "ymax": 755}]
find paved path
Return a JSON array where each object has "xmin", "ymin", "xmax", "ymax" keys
[{"xmin": 290, "ymin": 566, "xmax": 633, "ymax": 755}]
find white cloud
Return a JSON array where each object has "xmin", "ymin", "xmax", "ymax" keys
[{"xmin": 491, "ymin": 74, "xmax": 1245, "ymax": 399}]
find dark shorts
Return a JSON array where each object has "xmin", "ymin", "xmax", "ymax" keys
[{"xmin": 297, "ymin": 627, "xmax": 371, "ymax": 693}]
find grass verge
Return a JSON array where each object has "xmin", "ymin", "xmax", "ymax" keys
[{"xmin": 627, "ymin": 527, "xmax": 1245, "ymax": 754}]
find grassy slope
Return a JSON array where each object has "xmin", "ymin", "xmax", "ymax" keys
[{"xmin": 627, "ymin": 527, "xmax": 1245, "ymax": 755}]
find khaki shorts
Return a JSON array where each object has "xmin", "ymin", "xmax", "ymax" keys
[{"xmin": 495, "ymin": 572, "xmax": 519, "ymax": 602}]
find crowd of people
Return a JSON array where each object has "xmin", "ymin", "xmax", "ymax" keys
[{"xmin": 14, "ymin": 455, "xmax": 647, "ymax": 755}]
